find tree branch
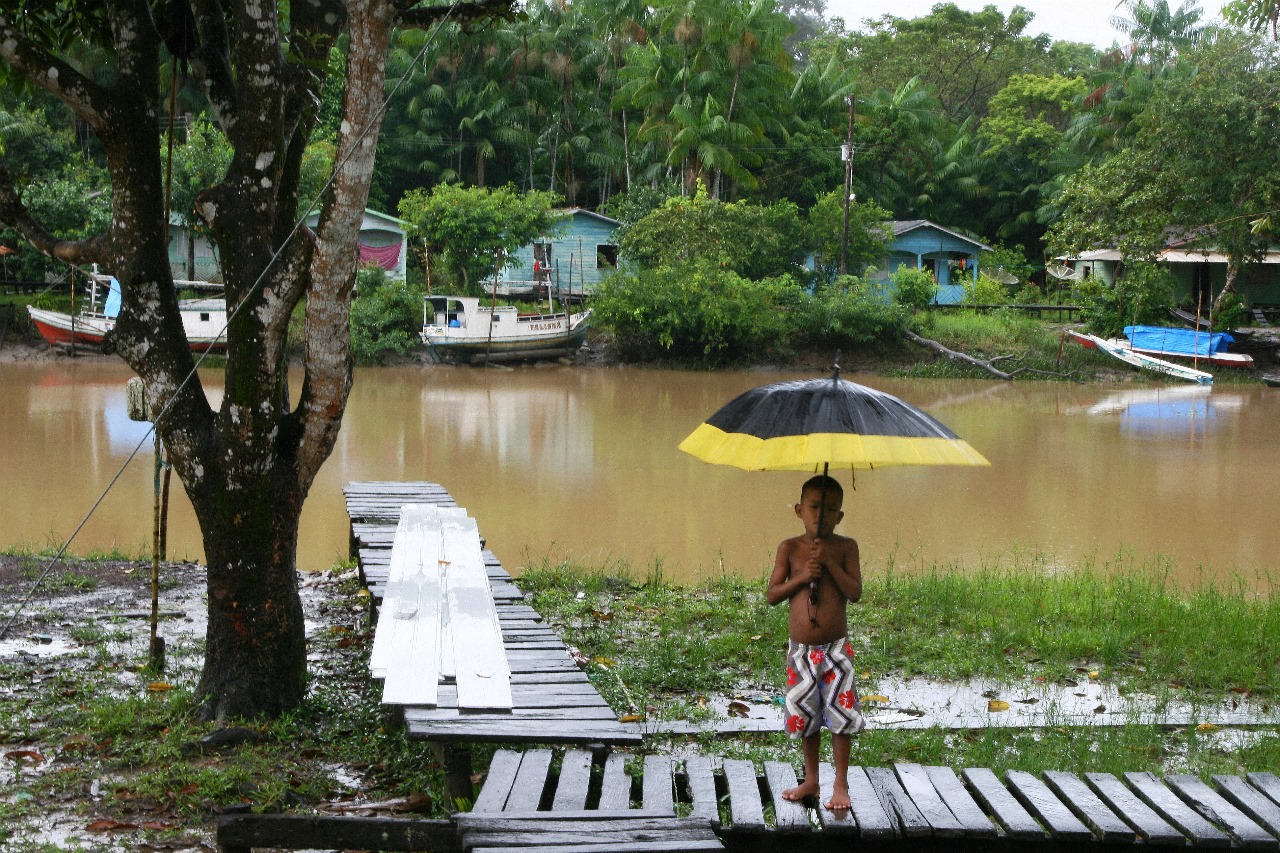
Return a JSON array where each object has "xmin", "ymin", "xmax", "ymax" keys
[
  {"xmin": 904, "ymin": 329, "xmax": 1085, "ymax": 381},
  {"xmin": 393, "ymin": 0, "xmax": 516, "ymax": 30},
  {"xmin": 0, "ymin": 165, "xmax": 108, "ymax": 265},
  {"xmin": 0, "ymin": 12, "xmax": 109, "ymax": 128}
]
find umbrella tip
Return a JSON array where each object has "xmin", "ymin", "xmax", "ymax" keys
[{"xmin": 832, "ymin": 350, "xmax": 841, "ymax": 381}]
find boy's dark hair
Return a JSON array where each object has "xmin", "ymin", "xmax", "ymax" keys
[{"xmin": 800, "ymin": 474, "xmax": 842, "ymax": 502}]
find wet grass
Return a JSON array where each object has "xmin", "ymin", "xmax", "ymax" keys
[
  {"xmin": 520, "ymin": 553, "xmax": 1280, "ymax": 703},
  {"xmin": 519, "ymin": 554, "xmax": 1280, "ymax": 776}
]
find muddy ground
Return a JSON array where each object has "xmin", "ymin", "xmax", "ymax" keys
[{"xmin": 0, "ymin": 554, "xmax": 393, "ymax": 853}]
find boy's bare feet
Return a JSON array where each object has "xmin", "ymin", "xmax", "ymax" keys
[
  {"xmin": 825, "ymin": 781, "xmax": 851, "ymax": 811},
  {"xmin": 781, "ymin": 779, "xmax": 819, "ymax": 802}
]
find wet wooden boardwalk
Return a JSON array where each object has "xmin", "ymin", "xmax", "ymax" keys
[
  {"xmin": 344, "ymin": 481, "xmax": 641, "ymax": 745},
  {"xmin": 466, "ymin": 747, "xmax": 1280, "ymax": 852}
]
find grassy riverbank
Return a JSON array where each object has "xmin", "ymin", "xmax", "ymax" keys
[{"xmin": 2, "ymin": 552, "xmax": 1278, "ymax": 851}]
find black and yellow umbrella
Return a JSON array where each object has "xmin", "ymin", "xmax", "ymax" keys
[
  {"xmin": 678, "ymin": 370, "xmax": 990, "ymax": 474},
  {"xmin": 679, "ymin": 363, "xmax": 989, "ymax": 610}
]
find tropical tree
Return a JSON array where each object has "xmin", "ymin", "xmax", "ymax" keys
[
  {"xmin": 397, "ymin": 183, "xmax": 562, "ymax": 291},
  {"xmin": 1049, "ymin": 31, "xmax": 1280, "ymax": 314},
  {"xmin": 1223, "ymin": 0, "xmax": 1280, "ymax": 40},
  {"xmin": 1110, "ymin": 0, "xmax": 1205, "ymax": 69},
  {"xmin": 0, "ymin": 0, "xmax": 515, "ymax": 720}
]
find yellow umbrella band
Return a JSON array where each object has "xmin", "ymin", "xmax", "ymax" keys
[{"xmin": 679, "ymin": 422, "xmax": 991, "ymax": 471}]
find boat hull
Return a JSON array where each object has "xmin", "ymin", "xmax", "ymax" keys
[
  {"xmin": 27, "ymin": 303, "xmax": 228, "ymax": 353},
  {"xmin": 1068, "ymin": 330, "xmax": 1213, "ymax": 385},
  {"xmin": 27, "ymin": 307, "xmax": 112, "ymax": 348},
  {"xmin": 423, "ymin": 309, "xmax": 591, "ymax": 363}
]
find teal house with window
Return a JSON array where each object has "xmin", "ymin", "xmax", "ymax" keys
[
  {"xmin": 498, "ymin": 208, "xmax": 622, "ymax": 295},
  {"xmin": 882, "ymin": 220, "xmax": 991, "ymax": 304}
]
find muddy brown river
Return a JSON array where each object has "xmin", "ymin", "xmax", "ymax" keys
[{"xmin": 2, "ymin": 360, "xmax": 1277, "ymax": 588}]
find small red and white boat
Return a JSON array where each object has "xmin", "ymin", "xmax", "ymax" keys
[{"xmin": 27, "ymin": 274, "xmax": 228, "ymax": 353}]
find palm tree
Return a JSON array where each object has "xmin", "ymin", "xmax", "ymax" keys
[{"xmin": 1110, "ymin": 0, "xmax": 1204, "ymax": 70}]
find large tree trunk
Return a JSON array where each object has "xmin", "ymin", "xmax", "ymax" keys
[{"xmin": 1, "ymin": 0, "xmax": 511, "ymax": 722}]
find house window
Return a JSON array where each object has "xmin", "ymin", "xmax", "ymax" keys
[{"xmin": 596, "ymin": 244, "xmax": 619, "ymax": 269}]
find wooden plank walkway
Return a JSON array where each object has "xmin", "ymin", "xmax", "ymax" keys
[
  {"xmin": 462, "ymin": 749, "xmax": 1280, "ymax": 851},
  {"xmin": 345, "ymin": 482, "xmax": 641, "ymax": 745}
]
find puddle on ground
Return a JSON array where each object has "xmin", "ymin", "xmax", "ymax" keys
[{"xmin": 706, "ymin": 675, "xmax": 1280, "ymax": 730}]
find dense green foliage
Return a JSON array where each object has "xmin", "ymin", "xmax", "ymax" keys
[
  {"xmin": 397, "ymin": 183, "xmax": 563, "ymax": 292},
  {"xmin": 350, "ymin": 267, "xmax": 426, "ymax": 363},
  {"xmin": 7, "ymin": 0, "xmax": 1280, "ymax": 365}
]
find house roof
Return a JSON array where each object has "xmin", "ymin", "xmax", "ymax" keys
[
  {"xmin": 559, "ymin": 207, "xmax": 622, "ymax": 228},
  {"xmin": 890, "ymin": 219, "xmax": 991, "ymax": 252}
]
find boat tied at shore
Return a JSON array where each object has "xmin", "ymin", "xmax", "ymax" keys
[
  {"xmin": 421, "ymin": 294, "xmax": 591, "ymax": 365},
  {"xmin": 1067, "ymin": 329, "xmax": 1214, "ymax": 385},
  {"xmin": 27, "ymin": 272, "xmax": 229, "ymax": 353}
]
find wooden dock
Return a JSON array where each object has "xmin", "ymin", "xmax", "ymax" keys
[
  {"xmin": 344, "ymin": 481, "xmax": 641, "ymax": 746},
  {"xmin": 465, "ymin": 748, "xmax": 1280, "ymax": 852}
]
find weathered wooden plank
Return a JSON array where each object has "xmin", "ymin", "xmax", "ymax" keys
[
  {"xmin": 1043, "ymin": 770, "xmax": 1135, "ymax": 843},
  {"xmin": 1084, "ymin": 771, "xmax": 1186, "ymax": 846},
  {"xmin": 216, "ymin": 814, "xmax": 458, "ymax": 853},
  {"xmin": 1214, "ymin": 775, "xmax": 1280, "ymax": 839},
  {"xmin": 473, "ymin": 749, "xmax": 524, "ymax": 813},
  {"xmin": 466, "ymin": 843, "xmax": 723, "ymax": 853},
  {"xmin": 1006, "ymin": 769, "xmax": 1092, "ymax": 842},
  {"xmin": 599, "ymin": 753, "xmax": 633, "ymax": 810},
  {"xmin": 1166, "ymin": 774, "xmax": 1278, "ymax": 850},
  {"xmin": 846, "ymin": 764, "xmax": 897, "ymax": 838},
  {"xmin": 894, "ymin": 763, "xmax": 965, "ymax": 837},
  {"xmin": 762, "ymin": 761, "xmax": 811, "ymax": 832},
  {"xmin": 550, "ymin": 750, "xmax": 594, "ymax": 812},
  {"xmin": 1125, "ymin": 770, "xmax": 1232, "ymax": 847},
  {"xmin": 1248, "ymin": 773, "xmax": 1280, "ymax": 809},
  {"xmin": 815, "ymin": 762, "xmax": 855, "ymax": 832},
  {"xmin": 406, "ymin": 705, "xmax": 621, "ymax": 722},
  {"xmin": 407, "ymin": 719, "xmax": 643, "ymax": 745},
  {"xmin": 962, "ymin": 767, "xmax": 1045, "ymax": 841},
  {"xmin": 643, "ymin": 755, "xmax": 676, "ymax": 815},
  {"xmin": 503, "ymin": 748, "xmax": 552, "ymax": 813},
  {"xmin": 722, "ymin": 759, "xmax": 765, "ymax": 831},
  {"xmin": 683, "ymin": 756, "xmax": 720, "ymax": 824},
  {"xmin": 866, "ymin": 765, "xmax": 931, "ymax": 838},
  {"xmin": 922, "ymin": 765, "xmax": 998, "ymax": 838}
]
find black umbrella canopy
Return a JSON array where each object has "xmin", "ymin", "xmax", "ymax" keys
[{"xmin": 679, "ymin": 376, "xmax": 990, "ymax": 472}]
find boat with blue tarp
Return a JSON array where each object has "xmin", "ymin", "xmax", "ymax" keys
[{"xmin": 1123, "ymin": 325, "xmax": 1254, "ymax": 368}]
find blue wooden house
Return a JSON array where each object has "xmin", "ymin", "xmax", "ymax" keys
[
  {"xmin": 497, "ymin": 208, "xmax": 622, "ymax": 295},
  {"xmin": 881, "ymin": 220, "xmax": 991, "ymax": 304}
]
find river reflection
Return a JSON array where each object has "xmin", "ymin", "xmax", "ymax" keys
[{"xmin": 2, "ymin": 360, "xmax": 1277, "ymax": 588}]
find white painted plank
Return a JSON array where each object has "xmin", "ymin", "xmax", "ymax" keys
[
  {"xmin": 380, "ymin": 529, "xmax": 443, "ymax": 706},
  {"xmin": 443, "ymin": 520, "xmax": 512, "ymax": 711}
]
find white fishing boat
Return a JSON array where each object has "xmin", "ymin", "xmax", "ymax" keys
[
  {"xmin": 27, "ymin": 273, "xmax": 229, "ymax": 353},
  {"xmin": 421, "ymin": 295, "xmax": 591, "ymax": 364},
  {"xmin": 1067, "ymin": 330, "xmax": 1213, "ymax": 385}
]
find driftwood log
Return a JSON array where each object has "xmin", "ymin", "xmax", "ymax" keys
[{"xmin": 904, "ymin": 330, "xmax": 1083, "ymax": 381}]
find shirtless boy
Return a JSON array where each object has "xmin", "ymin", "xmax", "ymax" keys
[{"xmin": 766, "ymin": 474, "xmax": 865, "ymax": 811}]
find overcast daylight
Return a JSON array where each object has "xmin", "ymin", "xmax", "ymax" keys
[{"xmin": 824, "ymin": 0, "xmax": 1229, "ymax": 48}]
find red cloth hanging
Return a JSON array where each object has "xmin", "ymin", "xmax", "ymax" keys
[{"xmin": 358, "ymin": 242, "xmax": 401, "ymax": 271}]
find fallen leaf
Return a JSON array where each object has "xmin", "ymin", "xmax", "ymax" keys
[
  {"xmin": 140, "ymin": 821, "xmax": 175, "ymax": 831},
  {"xmin": 749, "ymin": 634, "xmax": 763, "ymax": 641},
  {"xmin": 146, "ymin": 682, "xmax": 174, "ymax": 692},
  {"xmin": 1015, "ymin": 697, "xmax": 1039, "ymax": 705},
  {"xmin": 987, "ymin": 700, "xmax": 1010, "ymax": 712},
  {"xmin": 401, "ymin": 791, "xmax": 433, "ymax": 813},
  {"xmin": 592, "ymin": 656, "xmax": 615, "ymax": 667},
  {"xmin": 1196, "ymin": 722, "xmax": 1219, "ymax": 732},
  {"xmin": 1088, "ymin": 671, "xmax": 1100, "ymax": 680},
  {"xmin": 355, "ymin": 588, "xmax": 371, "ymax": 597},
  {"xmin": 4, "ymin": 750, "xmax": 45, "ymax": 765},
  {"xmin": 1093, "ymin": 704, "xmax": 1107, "ymax": 713},
  {"xmin": 618, "ymin": 714, "xmax": 645, "ymax": 723},
  {"xmin": 87, "ymin": 819, "xmax": 139, "ymax": 832},
  {"xmin": 861, "ymin": 694, "xmax": 889, "ymax": 703},
  {"xmin": 727, "ymin": 701, "xmax": 750, "ymax": 718},
  {"xmin": 1229, "ymin": 687, "xmax": 1251, "ymax": 695}
]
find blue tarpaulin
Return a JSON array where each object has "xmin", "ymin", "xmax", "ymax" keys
[
  {"xmin": 1124, "ymin": 325, "xmax": 1233, "ymax": 357},
  {"xmin": 103, "ymin": 277, "xmax": 122, "ymax": 318}
]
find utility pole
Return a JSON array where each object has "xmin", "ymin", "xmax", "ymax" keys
[{"xmin": 839, "ymin": 94, "xmax": 855, "ymax": 277}]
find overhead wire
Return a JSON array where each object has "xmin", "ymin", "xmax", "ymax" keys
[{"xmin": 0, "ymin": 1, "xmax": 466, "ymax": 641}]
